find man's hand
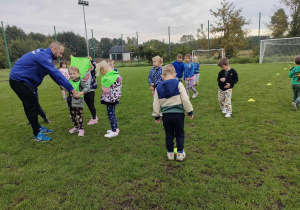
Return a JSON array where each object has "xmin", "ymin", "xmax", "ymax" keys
[
  {"xmin": 189, "ymin": 115, "xmax": 193, "ymax": 119},
  {"xmin": 155, "ymin": 119, "xmax": 161, "ymax": 123},
  {"xmin": 224, "ymin": 83, "xmax": 231, "ymax": 89},
  {"xmin": 75, "ymin": 91, "xmax": 84, "ymax": 98},
  {"xmin": 220, "ymin": 78, "xmax": 226, "ymax": 82},
  {"xmin": 71, "ymin": 89, "xmax": 78, "ymax": 96}
]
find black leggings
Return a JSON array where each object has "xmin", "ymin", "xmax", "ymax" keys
[
  {"xmin": 69, "ymin": 107, "xmax": 83, "ymax": 129},
  {"xmin": 84, "ymin": 91, "xmax": 97, "ymax": 119}
]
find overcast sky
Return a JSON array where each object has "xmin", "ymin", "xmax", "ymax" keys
[{"xmin": 0, "ymin": 0, "xmax": 285, "ymax": 42}]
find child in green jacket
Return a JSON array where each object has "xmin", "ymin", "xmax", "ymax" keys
[{"xmin": 289, "ymin": 56, "xmax": 300, "ymax": 111}]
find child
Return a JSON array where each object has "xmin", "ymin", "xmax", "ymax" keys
[
  {"xmin": 99, "ymin": 60, "xmax": 122, "ymax": 138},
  {"xmin": 148, "ymin": 56, "xmax": 163, "ymax": 96},
  {"xmin": 184, "ymin": 54, "xmax": 198, "ymax": 98},
  {"xmin": 84, "ymin": 57, "xmax": 99, "ymax": 125},
  {"xmin": 289, "ymin": 56, "xmax": 300, "ymax": 110},
  {"xmin": 153, "ymin": 64, "xmax": 193, "ymax": 161},
  {"xmin": 193, "ymin": 56, "xmax": 200, "ymax": 86},
  {"xmin": 217, "ymin": 58, "xmax": 238, "ymax": 118},
  {"xmin": 108, "ymin": 59, "xmax": 119, "ymax": 73},
  {"xmin": 59, "ymin": 60, "xmax": 70, "ymax": 100},
  {"xmin": 67, "ymin": 66, "xmax": 90, "ymax": 136},
  {"xmin": 172, "ymin": 54, "xmax": 185, "ymax": 82}
]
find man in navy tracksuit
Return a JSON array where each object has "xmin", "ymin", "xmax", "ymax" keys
[{"xmin": 9, "ymin": 41, "xmax": 78, "ymax": 141}]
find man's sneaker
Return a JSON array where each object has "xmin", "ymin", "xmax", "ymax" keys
[
  {"xmin": 225, "ymin": 113, "xmax": 231, "ymax": 118},
  {"xmin": 78, "ymin": 129, "xmax": 84, "ymax": 136},
  {"xmin": 167, "ymin": 152, "xmax": 174, "ymax": 160},
  {"xmin": 176, "ymin": 151, "xmax": 186, "ymax": 161},
  {"xmin": 26, "ymin": 122, "xmax": 31, "ymax": 125},
  {"xmin": 291, "ymin": 102, "xmax": 297, "ymax": 111},
  {"xmin": 69, "ymin": 127, "xmax": 79, "ymax": 133},
  {"xmin": 222, "ymin": 109, "xmax": 227, "ymax": 114},
  {"xmin": 104, "ymin": 131, "xmax": 118, "ymax": 138},
  {"xmin": 40, "ymin": 125, "xmax": 54, "ymax": 134},
  {"xmin": 34, "ymin": 131, "xmax": 51, "ymax": 141},
  {"xmin": 107, "ymin": 128, "xmax": 120, "ymax": 133},
  {"xmin": 43, "ymin": 118, "xmax": 51, "ymax": 124},
  {"xmin": 192, "ymin": 92, "xmax": 198, "ymax": 98},
  {"xmin": 87, "ymin": 117, "xmax": 98, "ymax": 125}
]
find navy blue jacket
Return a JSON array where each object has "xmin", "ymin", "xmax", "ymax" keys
[
  {"xmin": 10, "ymin": 48, "xmax": 74, "ymax": 91},
  {"xmin": 217, "ymin": 68, "xmax": 238, "ymax": 91},
  {"xmin": 172, "ymin": 61, "xmax": 185, "ymax": 78}
]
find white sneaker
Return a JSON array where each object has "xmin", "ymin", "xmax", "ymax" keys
[
  {"xmin": 291, "ymin": 102, "xmax": 297, "ymax": 111},
  {"xmin": 107, "ymin": 128, "xmax": 120, "ymax": 133},
  {"xmin": 167, "ymin": 152, "xmax": 174, "ymax": 160},
  {"xmin": 104, "ymin": 131, "xmax": 118, "ymax": 138},
  {"xmin": 222, "ymin": 109, "xmax": 227, "ymax": 114},
  {"xmin": 225, "ymin": 113, "xmax": 231, "ymax": 118},
  {"xmin": 192, "ymin": 92, "xmax": 198, "ymax": 98},
  {"xmin": 176, "ymin": 151, "xmax": 186, "ymax": 161}
]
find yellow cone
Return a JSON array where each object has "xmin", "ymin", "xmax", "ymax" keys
[
  {"xmin": 248, "ymin": 99, "xmax": 255, "ymax": 102},
  {"xmin": 267, "ymin": 83, "xmax": 272, "ymax": 86},
  {"xmin": 284, "ymin": 68, "xmax": 287, "ymax": 70},
  {"xmin": 276, "ymin": 73, "xmax": 280, "ymax": 75}
]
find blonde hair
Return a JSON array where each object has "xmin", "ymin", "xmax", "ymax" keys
[
  {"xmin": 69, "ymin": 66, "xmax": 80, "ymax": 74},
  {"xmin": 152, "ymin": 56, "xmax": 163, "ymax": 65},
  {"xmin": 162, "ymin": 64, "xmax": 175, "ymax": 76},
  {"xmin": 98, "ymin": 60, "xmax": 112, "ymax": 75},
  {"xmin": 193, "ymin": 56, "xmax": 198, "ymax": 61}
]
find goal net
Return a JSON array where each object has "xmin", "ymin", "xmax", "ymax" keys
[
  {"xmin": 259, "ymin": 37, "xmax": 300, "ymax": 63},
  {"xmin": 192, "ymin": 49, "xmax": 224, "ymax": 64}
]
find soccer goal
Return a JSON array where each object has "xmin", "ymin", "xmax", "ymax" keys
[
  {"xmin": 192, "ymin": 49, "xmax": 224, "ymax": 64},
  {"xmin": 259, "ymin": 37, "xmax": 300, "ymax": 63}
]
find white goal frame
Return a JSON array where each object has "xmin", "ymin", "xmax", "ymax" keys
[
  {"xmin": 192, "ymin": 49, "xmax": 225, "ymax": 63},
  {"xmin": 259, "ymin": 37, "xmax": 300, "ymax": 64}
]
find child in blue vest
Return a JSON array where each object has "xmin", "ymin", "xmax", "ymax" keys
[{"xmin": 67, "ymin": 66, "xmax": 90, "ymax": 136}]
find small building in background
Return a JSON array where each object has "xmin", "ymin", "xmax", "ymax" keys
[{"xmin": 109, "ymin": 46, "xmax": 132, "ymax": 61}]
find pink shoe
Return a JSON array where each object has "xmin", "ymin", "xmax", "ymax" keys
[
  {"xmin": 69, "ymin": 127, "xmax": 79, "ymax": 133},
  {"xmin": 78, "ymin": 129, "xmax": 84, "ymax": 136},
  {"xmin": 87, "ymin": 117, "xmax": 98, "ymax": 125}
]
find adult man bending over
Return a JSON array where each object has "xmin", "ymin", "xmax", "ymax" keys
[{"xmin": 9, "ymin": 41, "xmax": 78, "ymax": 141}]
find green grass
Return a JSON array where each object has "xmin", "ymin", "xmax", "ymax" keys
[{"xmin": 0, "ymin": 63, "xmax": 299, "ymax": 209}]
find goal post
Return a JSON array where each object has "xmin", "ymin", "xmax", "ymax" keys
[
  {"xmin": 192, "ymin": 49, "xmax": 224, "ymax": 64},
  {"xmin": 259, "ymin": 37, "xmax": 300, "ymax": 63}
]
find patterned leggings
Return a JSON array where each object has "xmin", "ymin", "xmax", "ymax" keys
[
  {"xmin": 84, "ymin": 91, "xmax": 97, "ymax": 119},
  {"xmin": 185, "ymin": 79, "xmax": 197, "ymax": 96},
  {"xmin": 106, "ymin": 104, "xmax": 117, "ymax": 132},
  {"xmin": 69, "ymin": 107, "xmax": 84, "ymax": 129}
]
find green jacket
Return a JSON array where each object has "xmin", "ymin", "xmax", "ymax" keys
[{"xmin": 289, "ymin": 66, "xmax": 300, "ymax": 84}]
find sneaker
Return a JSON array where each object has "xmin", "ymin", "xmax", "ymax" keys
[
  {"xmin": 78, "ymin": 129, "xmax": 84, "ymax": 136},
  {"xmin": 104, "ymin": 131, "xmax": 118, "ymax": 138},
  {"xmin": 34, "ymin": 131, "xmax": 51, "ymax": 141},
  {"xmin": 87, "ymin": 117, "xmax": 98, "ymax": 125},
  {"xmin": 107, "ymin": 128, "xmax": 120, "ymax": 133},
  {"xmin": 222, "ymin": 109, "xmax": 227, "ymax": 114},
  {"xmin": 69, "ymin": 127, "xmax": 79, "ymax": 133},
  {"xmin": 291, "ymin": 102, "xmax": 297, "ymax": 111},
  {"xmin": 40, "ymin": 125, "xmax": 54, "ymax": 134},
  {"xmin": 167, "ymin": 152, "xmax": 175, "ymax": 160},
  {"xmin": 26, "ymin": 122, "xmax": 31, "ymax": 125},
  {"xmin": 43, "ymin": 118, "xmax": 51, "ymax": 124},
  {"xmin": 225, "ymin": 113, "xmax": 231, "ymax": 118},
  {"xmin": 176, "ymin": 151, "xmax": 186, "ymax": 161},
  {"xmin": 192, "ymin": 92, "xmax": 198, "ymax": 98}
]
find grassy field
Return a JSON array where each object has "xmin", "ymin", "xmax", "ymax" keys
[{"xmin": 0, "ymin": 63, "xmax": 299, "ymax": 209}]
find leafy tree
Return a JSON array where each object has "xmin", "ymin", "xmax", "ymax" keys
[
  {"xmin": 9, "ymin": 38, "xmax": 39, "ymax": 62},
  {"xmin": 267, "ymin": 8, "xmax": 289, "ymax": 38},
  {"xmin": 179, "ymin": 35, "xmax": 195, "ymax": 44},
  {"xmin": 0, "ymin": 36, "xmax": 9, "ymax": 68},
  {"xmin": 281, "ymin": 0, "xmax": 300, "ymax": 37},
  {"xmin": 57, "ymin": 31, "xmax": 87, "ymax": 57},
  {"xmin": 4, "ymin": 25, "xmax": 27, "ymax": 43},
  {"xmin": 28, "ymin": 32, "xmax": 47, "ymax": 43},
  {"xmin": 210, "ymin": 0, "xmax": 250, "ymax": 58},
  {"xmin": 99, "ymin": 38, "xmax": 113, "ymax": 58}
]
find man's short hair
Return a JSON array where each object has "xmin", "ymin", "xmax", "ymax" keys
[
  {"xmin": 49, "ymin": 41, "xmax": 63, "ymax": 49},
  {"xmin": 162, "ymin": 64, "xmax": 175, "ymax": 76},
  {"xmin": 295, "ymin": 56, "xmax": 300, "ymax": 65},
  {"xmin": 177, "ymin": 54, "xmax": 183, "ymax": 58},
  {"xmin": 218, "ymin": 57, "xmax": 229, "ymax": 67}
]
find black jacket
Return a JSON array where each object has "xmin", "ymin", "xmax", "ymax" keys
[{"xmin": 217, "ymin": 68, "xmax": 238, "ymax": 91}]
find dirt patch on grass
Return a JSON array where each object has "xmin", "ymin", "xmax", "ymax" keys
[
  {"xmin": 265, "ymin": 121, "xmax": 277, "ymax": 124},
  {"xmin": 164, "ymin": 164, "xmax": 181, "ymax": 175}
]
